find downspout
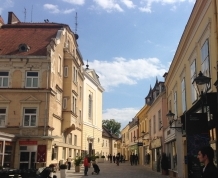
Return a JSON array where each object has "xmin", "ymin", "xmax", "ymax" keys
[{"xmin": 44, "ymin": 63, "xmax": 50, "ymax": 136}]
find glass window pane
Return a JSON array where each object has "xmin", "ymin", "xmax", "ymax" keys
[
  {"xmin": 27, "ymin": 72, "xmax": 38, "ymax": 77},
  {"xmin": 26, "ymin": 78, "xmax": 31, "ymax": 87},
  {"xmin": 3, "ymin": 78, "xmax": 8, "ymax": 86},
  {"xmin": 0, "ymin": 72, "xmax": 9, "ymax": 76},
  {"xmin": 25, "ymin": 109, "xmax": 36, "ymax": 114},
  {"xmin": 0, "ymin": 78, "xmax": 2, "ymax": 86},
  {"xmin": 33, "ymin": 78, "xmax": 38, "ymax": 87},
  {"xmin": 24, "ymin": 116, "xmax": 29, "ymax": 126},
  {"xmin": 31, "ymin": 116, "xmax": 36, "ymax": 126},
  {"xmin": 0, "ymin": 109, "xmax": 6, "ymax": 113}
]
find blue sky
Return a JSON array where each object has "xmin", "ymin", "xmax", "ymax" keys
[{"xmin": 0, "ymin": 0, "xmax": 195, "ymax": 129}]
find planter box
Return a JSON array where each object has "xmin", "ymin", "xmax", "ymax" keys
[{"xmin": 75, "ymin": 166, "xmax": 80, "ymax": 172}]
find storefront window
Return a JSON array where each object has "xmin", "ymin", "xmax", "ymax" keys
[
  {"xmin": 0, "ymin": 141, "xmax": 3, "ymax": 153},
  {"xmin": 172, "ymin": 141, "xmax": 177, "ymax": 170}
]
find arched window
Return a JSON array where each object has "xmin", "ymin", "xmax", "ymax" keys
[{"xmin": 88, "ymin": 94, "xmax": 92, "ymax": 119}]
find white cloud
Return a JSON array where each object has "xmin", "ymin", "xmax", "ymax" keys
[
  {"xmin": 44, "ymin": 4, "xmax": 60, "ymax": 13},
  {"xmin": 139, "ymin": 0, "xmax": 195, "ymax": 13},
  {"xmin": 0, "ymin": 0, "xmax": 14, "ymax": 15},
  {"xmin": 63, "ymin": 8, "xmax": 75, "ymax": 14},
  {"xmin": 62, "ymin": 0, "xmax": 85, "ymax": 5},
  {"xmin": 93, "ymin": 0, "xmax": 124, "ymax": 12},
  {"xmin": 120, "ymin": 0, "xmax": 136, "ymax": 9},
  {"xmin": 43, "ymin": 4, "xmax": 74, "ymax": 14},
  {"xmin": 89, "ymin": 57, "xmax": 167, "ymax": 91},
  {"xmin": 103, "ymin": 107, "xmax": 139, "ymax": 129}
]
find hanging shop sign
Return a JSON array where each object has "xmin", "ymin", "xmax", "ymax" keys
[{"xmin": 150, "ymin": 138, "xmax": 161, "ymax": 149}]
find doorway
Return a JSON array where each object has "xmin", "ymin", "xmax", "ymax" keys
[{"xmin": 19, "ymin": 145, "xmax": 37, "ymax": 169}]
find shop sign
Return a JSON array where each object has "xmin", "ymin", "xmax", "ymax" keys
[
  {"xmin": 37, "ymin": 145, "xmax": 47, "ymax": 162},
  {"xmin": 150, "ymin": 138, "xmax": 161, "ymax": 149},
  {"xmin": 19, "ymin": 140, "xmax": 37, "ymax": 145}
]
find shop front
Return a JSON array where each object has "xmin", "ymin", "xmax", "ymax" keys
[{"xmin": 150, "ymin": 137, "xmax": 162, "ymax": 172}]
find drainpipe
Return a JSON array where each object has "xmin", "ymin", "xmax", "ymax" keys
[{"xmin": 44, "ymin": 63, "xmax": 50, "ymax": 136}]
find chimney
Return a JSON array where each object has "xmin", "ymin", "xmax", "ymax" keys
[
  {"xmin": 0, "ymin": 16, "xmax": 4, "ymax": 27},
  {"xmin": 8, "ymin": 12, "xmax": 20, "ymax": 24}
]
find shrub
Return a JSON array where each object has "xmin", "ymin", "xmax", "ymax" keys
[
  {"xmin": 74, "ymin": 157, "xmax": 83, "ymax": 166},
  {"xmin": 59, "ymin": 164, "xmax": 67, "ymax": 169}
]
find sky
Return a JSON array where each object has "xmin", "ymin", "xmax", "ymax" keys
[{"xmin": 0, "ymin": 0, "xmax": 196, "ymax": 129}]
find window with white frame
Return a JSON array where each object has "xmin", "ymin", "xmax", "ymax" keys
[
  {"xmin": 190, "ymin": 60, "xmax": 197, "ymax": 102},
  {"xmin": 88, "ymin": 94, "xmax": 92, "ymax": 119},
  {"xmin": 62, "ymin": 147, "xmax": 66, "ymax": 159},
  {"xmin": 201, "ymin": 39, "xmax": 211, "ymax": 89},
  {"xmin": 52, "ymin": 147, "xmax": 58, "ymax": 160},
  {"xmin": 23, "ymin": 108, "xmax": 37, "ymax": 127},
  {"xmin": 0, "ymin": 108, "xmax": 6, "ymax": 127},
  {"xmin": 153, "ymin": 115, "xmax": 156, "ymax": 134},
  {"xmin": 181, "ymin": 78, "xmax": 187, "ymax": 113},
  {"xmin": 0, "ymin": 72, "xmax": 9, "ymax": 87},
  {"xmin": 74, "ymin": 135, "xmax": 77, "ymax": 146},
  {"xmin": 26, "ymin": 72, "xmax": 38, "ymax": 88},
  {"xmin": 56, "ymin": 90, "xmax": 61, "ymax": 102},
  {"xmin": 174, "ymin": 92, "xmax": 178, "ymax": 119},
  {"xmin": 158, "ymin": 110, "xmax": 161, "ymax": 129}
]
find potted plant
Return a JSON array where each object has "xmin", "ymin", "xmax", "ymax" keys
[
  {"xmin": 59, "ymin": 164, "xmax": 67, "ymax": 178},
  {"xmin": 74, "ymin": 157, "xmax": 82, "ymax": 172}
]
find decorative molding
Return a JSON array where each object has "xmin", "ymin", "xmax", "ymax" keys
[{"xmin": 52, "ymin": 113, "xmax": 62, "ymax": 121}]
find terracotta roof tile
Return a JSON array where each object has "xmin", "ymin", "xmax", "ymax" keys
[{"xmin": 0, "ymin": 23, "xmax": 65, "ymax": 56}]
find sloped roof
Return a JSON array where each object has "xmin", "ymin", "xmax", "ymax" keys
[
  {"xmin": 0, "ymin": 23, "xmax": 64, "ymax": 56},
  {"xmin": 102, "ymin": 125, "xmax": 119, "ymax": 139}
]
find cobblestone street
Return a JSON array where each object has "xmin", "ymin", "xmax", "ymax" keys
[{"xmin": 54, "ymin": 161, "xmax": 168, "ymax": 178}]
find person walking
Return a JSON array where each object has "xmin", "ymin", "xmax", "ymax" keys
[
  {"xmin": 83, "ymin": 155, "xmax": 89, "ymax": 176},
  {"xmin": 116, "ymin": 154, "xmax": 120, "ymax": 166},
  {"xmin": 67, "ymin": 156, "xmax": 72, "ymax": 170},
  {"xmin": 197, "ymin": 146, "xmax": 218, "ymax": 178},
  {"xmin": 130, "ymin": 154, "xmax": 133, "ymax": 166},
  {"xmin": 113, "ymin": 154, "xmax": 116, "ymax": 163},
  {"xmin": 135, "ymin": 154, "xmax": 138, "ymax": 165},
  {"xmin": 161, "ymin": 152, "xmax": 168, "ymax": 175},
  {"xmin": 109, "ymin": 154, "xmax": 112, "ymax": 163}
]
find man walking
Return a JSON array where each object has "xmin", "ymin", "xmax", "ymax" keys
[
  {"xmin": 197, "ymin": 146, "xmax": 218, "ymax": 178},
  {"xmin": 67, "ymin": 156, "xmax": 72, "ymax": 170}
]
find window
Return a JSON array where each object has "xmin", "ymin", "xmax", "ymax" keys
[
  {"xmin": 174, "ymin": 92, "xmax": 178, "ymax": 119},
  {"xmin": 72, "ymin": 96, "xmax": 77, "ymax": 114},
  {"xmin": 88, "ymin": 94, "xmax": 92, "ymax": 119},
  {"xmin": 153, "ymin": 115, "xmax": 156, "ymax": 134},
  {"xmin": 190, "ymin": 60, "xmax": 197, "ymax": 102},
  {"xmin": 64, "ymin": 67, "xmax": 68, "ymax": 77},
  {"xmin": 181, "ymin": 78, "xmax": 186, "ymax": 113},
  {"xmin": 68, "ymin": 133, "xmax": 72, "ymax": 144},
  {"xmin": 52, "ymin": 147, "xmax": 58, "ymax": 160},
  {"xmin": 0, "ymin": 72, "xmax": 9, "ymax": 87},
  {"xmin": 73, "ymin": 67, "xmax": 77, "ymax": 83},
  {"xmin": 58, "ymin": 56, "xmax": 62, "ymax": 75},
  {"xmin": 63, "ymin": 98, "xmax": 67, "ymax": 109},
  {"xmin": 149, "ymin": 120, "xmax": 151, "ymax": 135},
  {"xmin": 56, "ymin": 90, "xmax": 61, "ymax": 102},
  {"xmin": 62, "ymin": 147, "xmax": 66, "ymax": 159},
  {"xmin": 80, "ymin": 86, "xmax": 82, "ymax": 100},
  {"xmin": 0, "ymin": 109, "xmax": 6, "ymax": 127},
  {"xmin": 26, "ymin": 72, "xmax": 38, "ymax": 88},
  {"xmin": 201, "ymin": 39, "xmax": 211, "ymax": 90},
  {"xmin": 23, "ymin": 108, "xmax": 37, "ymax": 127},
  {"xmin": 74, "ymin": 135, "xmax": 77, "ymax": 146},
  {"xmin": 79, "ymin": 110, "xmax": 82, "ymax": 123},
  {"xmin": 158, "ymin": 110, "xmax": 161, "ymax": 130}
]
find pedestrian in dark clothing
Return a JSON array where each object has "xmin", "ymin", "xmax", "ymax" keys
[
  {"xmin": 116, "ymin": 154, "xmax": 120, "ymax": 166},
  {"xmin": 120, "ymin": 154, "xmax": 123, "ymax": 163},
  {"xmin": 109, "ymin": 154, "xmax": 112, "ymax": 163},
  {"xmin": 113, "ymin": 154, "xmax": 116, "ymax": 163},
  {"xmin": 91, "ymin": 161, "xmax": 100, "ymax": 175},
  {"xmin": 161, "ymin": 153, "xmax": 168, "ymax": 175},
  {"xmin": 135, "ymin": 154, "xmax": 138, "ymax": 165},
  {"xmin": 197, "ymin": 146, "xmax": 218, "ymax": 178},
  {"xmin": 107, "ymin": 154, "xmax": 110, "ymax": 161},
  {"xmin": 38, "ymin": 164, "xmax": 55, "ymax": 178},
  {"xmin": 130, "ymin": 154, "xmax": 133, "ymax": 165}
]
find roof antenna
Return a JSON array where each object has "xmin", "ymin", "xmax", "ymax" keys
[
  {"xmin": 31, "ymin": 5, "xmax": 33, "ymax": 22},
  {"xmin": 86, "ymin": 60, "xmax": 89, "ymax": 69},
  {"xmin": 24, "ymin": 8, "xmax": 26, "ymax": 22},
  {"xmin": 74, "ymin": 12, "xmax": 79, "ymax": 40}
]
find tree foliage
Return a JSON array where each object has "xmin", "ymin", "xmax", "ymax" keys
[{"xmin": 102, "ymin": 119, "xmax": 121, "ymax": 136}]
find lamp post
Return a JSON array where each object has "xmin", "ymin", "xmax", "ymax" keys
[{"xmin": 166, "ymin": 110, "xmax": 183, "ymax": 133}]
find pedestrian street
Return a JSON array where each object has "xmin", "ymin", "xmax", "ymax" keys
[{"xmin": 54, "ymin": 161, "xmax": 168, "ymax": 178}]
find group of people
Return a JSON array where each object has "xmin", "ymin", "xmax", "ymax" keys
[
  {"xmin": 107, "ymin": 153, "xmax": 126, "ymax": 164},
  {"xmin": 130, "ymin": 153, "xmax": 139, "ymax": 165}
]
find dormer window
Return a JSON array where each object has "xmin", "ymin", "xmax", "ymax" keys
[{"xmin": 18, "ymin": 44, "xmax": 30, "ymax": 52}]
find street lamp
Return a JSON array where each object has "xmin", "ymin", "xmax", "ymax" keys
[
  {"xmin": 166, "ymin": 110, "xmax": 183, "ymax": 133},
  {"xmin": 192, "ymin": 71, "xmax": 211, "ymax": 96}
]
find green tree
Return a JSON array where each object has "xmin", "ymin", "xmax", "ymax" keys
[{"xmin": 102, "ymin": 119, "xmax": 121, "ymax": 136}]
